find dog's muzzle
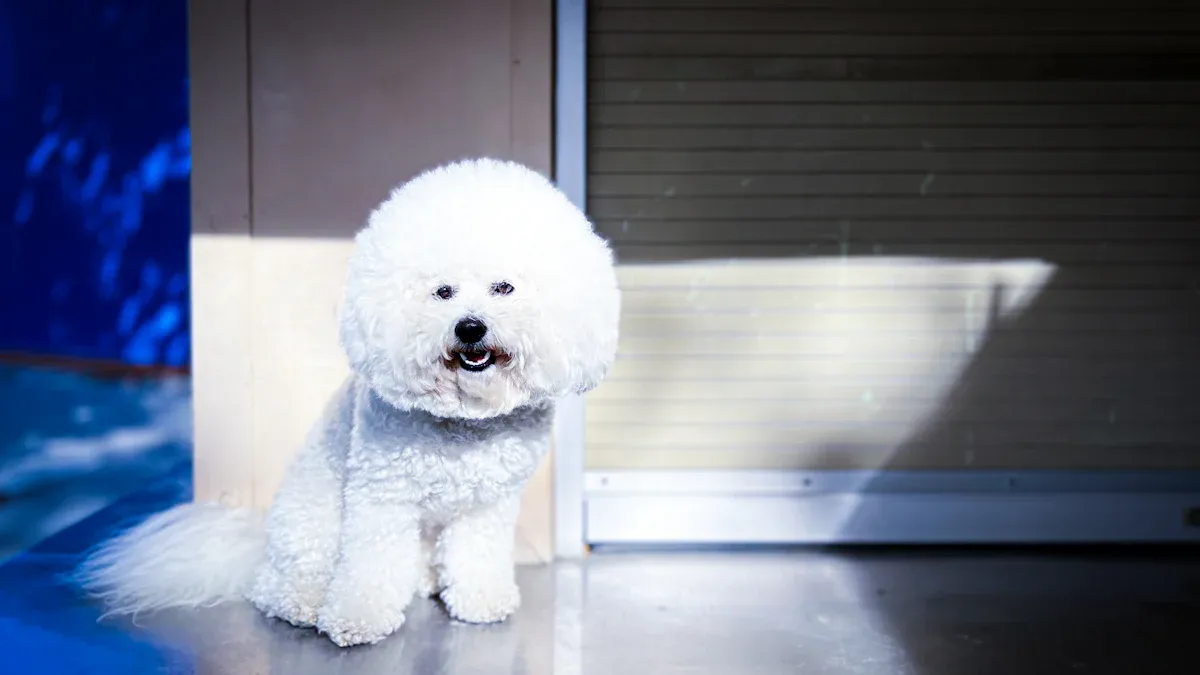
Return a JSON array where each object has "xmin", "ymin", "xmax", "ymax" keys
[{"xmin": 453, "ymin": 317, "xmax": 495, "ymax": 372}]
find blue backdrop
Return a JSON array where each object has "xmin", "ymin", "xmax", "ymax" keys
[{"xmin": 0, "ymin": 0, "xmax": 191, "ymax": 367}]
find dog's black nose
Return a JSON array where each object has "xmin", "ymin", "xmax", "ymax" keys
[{"xmin": 455, "ymin": 318, "xmax": 488, "ymax": 344}]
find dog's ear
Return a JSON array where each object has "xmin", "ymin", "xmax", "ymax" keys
[
  {"xmin": 336, "ymin": 248, "xmax": 381, "ymax": 377},
  {"xmin": 337, "ymin": 291, "xmax": 367, "ymax": 372},
  {"xmin": 573, "ymin": 363, "xmax": 612, "ymax": 396},
  {"xmin": 536, "ymin": 237, "xmax": 621, "ymax": 400},
  {"xmin": 568, "ymin": 319, "xmax": 619, "ymax": 397}
]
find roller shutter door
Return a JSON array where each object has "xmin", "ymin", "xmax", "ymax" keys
[{"xmin": 582, "ymin": 0, "xmax": 1200, "ymax": 542}]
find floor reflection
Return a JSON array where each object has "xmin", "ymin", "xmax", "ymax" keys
[{"xmin": 0, "ymin": 363, "xmax": 191, "ymax": 561}]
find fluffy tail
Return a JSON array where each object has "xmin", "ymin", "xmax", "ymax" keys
[{"xmin": 75, "ymin": 502, "xmax": 267, "ymax": 616}]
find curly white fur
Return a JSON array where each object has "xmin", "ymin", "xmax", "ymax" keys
[{"xmin": 75, "ymin": 158, "xmax": 621, "ymax": 646}]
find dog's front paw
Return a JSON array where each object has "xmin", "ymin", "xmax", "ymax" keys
[
  {"xmin": 316, "ymin": 601, "xmax": 405, "ymax": 647},
  {"xmin": 316, "ymin": 582, "xmax": 410, "ymax": 647},
  {"xmin": 440, "ymin": 577, "xmax": 521, "ymax": 624}
]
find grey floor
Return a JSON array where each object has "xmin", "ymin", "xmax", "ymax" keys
[
  {"xmin": 1, "ymin": 462, "xmax": 1198, "ymax": 674},
  {"xmin": 3, "ymin": 494, "xmax": 1200, "ymax": 675},
  {"xmin": 5, "ymin": 370, "xmax": 1199, "ymax": 674}
]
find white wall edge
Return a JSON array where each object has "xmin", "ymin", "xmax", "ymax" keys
[
  {"xmin": 585, "ymin": 470, "xmax": 1200, "ymax": 545},
  {"xmin": 552, "ymin": 0, "xmax": 589, "ymax": 559}
]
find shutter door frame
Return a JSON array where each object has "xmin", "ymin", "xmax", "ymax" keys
[
  {"xmin": 553, "ymin": 0, "xmax": 591, "ymax": 558},
  {"xmin": 556, "ymin": 0, "xmax": 1200, "ymax": 550}
]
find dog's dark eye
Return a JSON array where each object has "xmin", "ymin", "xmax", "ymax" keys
[
  {"xmin": 490, "ymin": 281, "xmax": 515, "ymax": 296},
  {"xmin": 434, "ymin": 285, "xmax": 454, "ymax": 300}
]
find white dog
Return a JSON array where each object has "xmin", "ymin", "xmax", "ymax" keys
[{"xmin": 77, "ymin": 158, "xmax": 621, "ymax": 647}]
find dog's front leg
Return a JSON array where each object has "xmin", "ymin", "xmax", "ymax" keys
[
  {"xmin": 436, "ymin": 494, "xmax": 521, "ymax": 624},
  {"xmin": 316, "ymin": 486, "xmax": 421, "ymax": 647}
]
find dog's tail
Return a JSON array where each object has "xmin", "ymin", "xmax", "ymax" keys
[{"xmin": 74, "ymin": 502, "xmax": 267, "ymax": 616}]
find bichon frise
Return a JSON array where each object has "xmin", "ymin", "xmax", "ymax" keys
[{"xmin": 76, "ymin": 158, "xmax": 621, "ymax": 646}]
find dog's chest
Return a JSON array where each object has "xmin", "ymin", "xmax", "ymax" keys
[
  {"xmin": 355, "ymin": 398, "xmax": 552, "ymax": 518},
  {"xmin": 407, "ymin": 435, "xmax": 543, "ymax": 516}
]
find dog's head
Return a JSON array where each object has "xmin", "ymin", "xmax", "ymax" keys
[{"xmin": 338, "ymin": 158, "xmax": 620, "ymax": 419}]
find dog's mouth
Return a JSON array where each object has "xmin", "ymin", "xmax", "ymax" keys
[{"xmin": 454, "ymin": 348, "xmax": 495, "ymax": 372}]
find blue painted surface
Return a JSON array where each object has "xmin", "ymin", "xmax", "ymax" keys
[{"xmin": 0, "ymin": 0, "xmax": 191, "ymax": 367}]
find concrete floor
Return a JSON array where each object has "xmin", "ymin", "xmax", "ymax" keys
[{"xmin": 1, "ymin": 471, "xmax": 1199, "ymax": 674}]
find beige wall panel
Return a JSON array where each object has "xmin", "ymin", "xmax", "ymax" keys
[
  {"xmin": 191, "ymin": 0, "xmax": 555, "ymax": 563},
  {"xmin": 189, "ymin": 0, "xmax": 255, "ymax": 509}
]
